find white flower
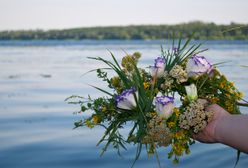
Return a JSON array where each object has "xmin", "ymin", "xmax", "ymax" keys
[
  {"xmin": 186, "ymin": 55, "xmax": 213, "ymax": 78},
  {"xmin": 155, "ymin": 96, "xmax": 174, "ymax": 118},
  {"xmin": 185, "ymin": 84, "xmax": 198, "ymax": 102},
  {"xmin": 150, "ymin": 57, "xmax": 166, "ymax": 78},
  {"xmin": 116, "ymin": 87, "xmax": 137, "ymax": 110}
]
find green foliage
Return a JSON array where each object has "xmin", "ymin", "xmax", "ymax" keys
[{"xmin": 1, "ymin": 22, "xmax": 248, "ymax": 40}]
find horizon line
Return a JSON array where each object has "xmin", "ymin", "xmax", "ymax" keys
[{"xmin": 1, "ymin": 21, "xmax": 248, "ymax": 32}]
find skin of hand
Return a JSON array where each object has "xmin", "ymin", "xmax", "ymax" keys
[
  {"xmin": 193, "ymin": 104, "xmax": 231, "ymax": 143},
  {"xmin": 193, "ymin": 103, "xmax": 248, "ymax": 154}
]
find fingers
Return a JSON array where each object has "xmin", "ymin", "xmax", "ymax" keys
[
  {"xmin": 206, "ymin": 104, "xmax": 231, "ymax": 117},
  {"xmin": 192, "ymin": 132, "xmax": 205, "ymax": 143},
  {"xmin": 192, "ymin": 131, "xmax": 216, "ymax": 144}
]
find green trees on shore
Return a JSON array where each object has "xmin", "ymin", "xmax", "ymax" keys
[{"xmin": 0, "ymin": 22, "xmax": 247, "ymax": 40}]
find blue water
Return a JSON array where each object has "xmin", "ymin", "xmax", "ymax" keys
[{"xmin": 0, "ymin": 40, "xmax": 248, "ymax": 168}]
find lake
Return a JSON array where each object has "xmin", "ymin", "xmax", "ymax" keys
[{"xmin": 0, "ymin": 40, "xmax": 248, "ymax": 168}]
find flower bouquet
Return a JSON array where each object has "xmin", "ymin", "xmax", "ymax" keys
[{"xmin": 66, "ymin": 35, "xmax": 246, "ymax": 167}]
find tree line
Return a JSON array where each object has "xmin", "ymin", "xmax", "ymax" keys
[{"xmin": 0, "ymin": 22, "xmax": 247, "ymax": 40}]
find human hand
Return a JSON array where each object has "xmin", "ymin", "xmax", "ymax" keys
[{"xmin": 193, "ymin": 104, "xmax": 231, "ymax": 143}]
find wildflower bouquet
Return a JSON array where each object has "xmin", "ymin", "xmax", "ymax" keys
[{"xmin": 67, "ymin": 35, "xmax": 246, "ymax": 167}]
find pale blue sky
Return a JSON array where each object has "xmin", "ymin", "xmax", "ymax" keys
[{"xmin": 0, "ymin": 0, "xmax": 248, "ymax": 30}]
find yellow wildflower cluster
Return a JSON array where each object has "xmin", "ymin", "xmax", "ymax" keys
[
  {"xmin": 121, "ymin": 52, "xmax": 141, "ymax": 72},
  {"xmin": 143, "ymin": 81, "xmax": 150, "ymax": 90},
  {"xmin": 225, "ymin": 101, "xmax": 235, "ymax": 113},
  {"xmin": 219, "ymin": 80, "xmax": 235, "ymax": 91},
  {"xmin": 92, "ymin": 115, "xmax": 101, "ymax": 124},
  {"xmin": 101, "ymin": 106, "xmax": 107, "ymax": 113},
  {"xmin": 110, "ymin": 76, "xmax": 123, "ymax": 93},
  {"xmin": 219, "ymin": 79, "xmax": 243, "ymax": 99},
  {"xmin": 173, "ymin": 108, "xmax": 181, "ymax": 117},
  {"xmin": 174, "ymin": 130, "xmax": 187, "ymax": 140},
  {"xmin": 235, "ymin": 91, "xmax": 244, "ymax": 100},
  {"xmin": 217, "ymin": 76, "xmax": 243, "ymax": 112},
  {"xmin": 111, "ymin": 76, "xmax": 120, "ymax": 87},
  {"xmin": 206, "ymin": 95, "xmax": 220, "ymax": 104},
  {"xmin": 172, "ymin": 143, "xmax": 186, "ymax": 156},
  {"xmin": 168, "ymin": 121, "xmax": 176, "ymax": 129},
  {"xmin": 169, "ymin": 130, "xmax": 190, "ymax": 163},
  {"xmin": 85, "ymin": 120, "xmax": 94, "ymax": 128}
]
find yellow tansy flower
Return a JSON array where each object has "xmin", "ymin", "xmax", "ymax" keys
[
  {"xmin": 168, "ymin": 122, "xmax": 175, "ymax": 128},
  {"xmin": 111, "ymin": 76, "xmax": 120, "ymax": 87},
  {"xmin": 230, "ymin": 82, "xmax": 235, "ymax": 87},
  {"xmin": 102, "ymin": 106, "xmax": 107, "ymax": 113},
  {"xmin": 143, "ymin": 82, "xmax": 150, "ymax": 90},
  {"xmin": 211, "ymin": 97, "xmax": 219, "ymax": 103},
  {"xmin": 92, "ymin": 115, "xmax": 101, "ymax": 124},
  {"xmin": 173, "ymin": 108, "xmax": 180, "ymax": 117},
  {"xmin": 86, "ymin": 120, "xmax": 94, "ymax": 128},
  {"xmin": 174, "ymin": 131, "xmax": 185, "ymax": 140}
]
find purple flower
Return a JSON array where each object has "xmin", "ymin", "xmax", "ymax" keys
[
  {"xmin": 186, "ymin": 55, "xmax": 213, "ymax": 78},
  {"xmin": 115, "ymin": 87, "xmax": 137, "ymax": 110},
  {"xmin": 172, "ymin": 47, "xmax": 179, "ymax": 54},
  {"xmin": 155, "ymin": 96, "xmax": 174, "ymax": 118},
  {"xmin": 150, "ymin": 57, "xmax": 166, "ymax": 78}
]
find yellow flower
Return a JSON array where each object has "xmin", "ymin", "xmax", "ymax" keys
[
  {"xmin": 173, "ymin": 108, "xmax": 180, "ymax": 117},
  {"xmin": 230, "ymin": 82, "xmax": 235, "ymax": 87},
  {"xmin": 172, "ymin": 143, "xmax": 185, "ymax": 156},
  {"xmin": 210, "ymin": 97, "xmax": 219, "ymax": 103},
  {"xmin": 174, "ymin": 131, "xmax": 185, "ymax": 140},
  {"xmin": 235, "ymin": 92, "xmax": 243, "ymax": 99},
  {"xmin": 220, "ymin": 82, "xmax": 225, "ymax": 89},
  {"xmin": 102, "ymin": 106, "xmax": 107, "ymax": 113},
  {"xmin": 85, "ymin": 120, "xmax": 94, "ymax": 128},
  {"xmin": 121, "ymin": 55, "xmax": 137, "ymax": 71},
  {"xmin": 225, "ymin": 101, "xmax": 234, "ymax": 113},
  {"xmin": 92, "ymin": 115, "xmax": 101, "ymax": 124},
  {"xmin": 150, "ymin": 112, "xmax": 157, "ymax": 117},
  {"xmin": 143, "ymin": 82, "xmax": 150, "ymax": 90},
  {"xmin": 168, "ymin": 122, "xmax": 175, "ymax": 128},
  {"xmin": 111, "ymin": 76, "xmax": 120, "ymax": 87},
  {"xmin": 225, "ymin": 93, "xmax": 231, "ymax": 98}
]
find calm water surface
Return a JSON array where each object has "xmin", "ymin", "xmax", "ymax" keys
[{"xmin": 0, "ymin": 40, "xmax": 248, "ymax": 168}]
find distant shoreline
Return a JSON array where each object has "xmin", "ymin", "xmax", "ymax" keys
[{"xmin": 0, "ymin": 22, "xmax": 247, "ymax": 40}]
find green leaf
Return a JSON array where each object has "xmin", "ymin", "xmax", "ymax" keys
[
  {"xmin": 234, "ymin": 150, "xmax": 241, "ymax": 168},
  {"xmin": 88, "ymin": 84, "xmax": 113, "ymax": 96}
]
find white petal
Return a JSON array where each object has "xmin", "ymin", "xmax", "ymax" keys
[
  {"xmin": 117, "ymin": 92, "xmax": 137, "ymax": 110},
  {"xmin": 185, "ymin": 84, "xmax": 198, "ymax": 101},
  {"xmin": 156, "ymin": 102, "xmax": 174, "ymax": 118}
]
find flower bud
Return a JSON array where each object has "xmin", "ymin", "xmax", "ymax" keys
[{"xmin": 185, "ymin": 84, "xmax": 198, "ymax": 102}]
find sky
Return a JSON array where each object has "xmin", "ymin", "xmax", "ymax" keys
[{"xmin": 0, "ymin": 0, "xmax": 248, "ymax": 31}]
